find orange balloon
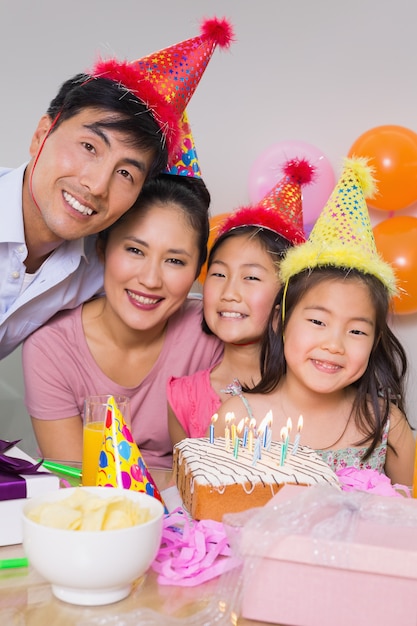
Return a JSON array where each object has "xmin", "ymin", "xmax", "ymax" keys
[
  {"xmin": 373, "ymin": 216, "xmax": 417, "ymax": 315},
  {"xmin": 349, "ymin": 125, "xmax": 417, "ymax": 212},
  {"xmin": 197, "ymin": 213, "xmax": 229, "ymax": 284}
]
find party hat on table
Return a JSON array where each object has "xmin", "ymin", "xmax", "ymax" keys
[
  {"xmin": 217, "ymin": 158, "xmax": 316, "ymax": 244},
  {"xmin": 166, "ymin": 111, "xmax": 202, "ymax": 177},
  {"xmin": 95, "ymin": 396, "xmax": 165, "ymax": 508},
  {"xmin": 279, "ymin": 157, "xmax": 398, "ymax": 295},
  {"xmin": 91, "ymin": 17, "xmax": 234, "ymax": 160}
]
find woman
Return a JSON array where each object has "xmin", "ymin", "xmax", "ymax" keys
[{"xmin": 22, "ymin": 174, "xmax": 223, "ymax": 469}]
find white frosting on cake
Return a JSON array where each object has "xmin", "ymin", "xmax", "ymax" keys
[{"xmin": 174, "ymin": 437, "xmax": 340, "ymax": 491}]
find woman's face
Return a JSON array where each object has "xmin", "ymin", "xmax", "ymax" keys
[
  {"xmin": 102, "ymin": 201, "xmax": 200, "ymax": 333},
  {"xmin": 203, "ymin": 233, "xmax": 280, "ymax": 345}
]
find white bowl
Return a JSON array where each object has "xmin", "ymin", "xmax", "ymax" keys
[{"xmin": 22, "ymin": 487, "xmax": 164, "ymax": 606}]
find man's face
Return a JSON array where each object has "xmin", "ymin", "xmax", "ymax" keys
[{"xmin": 26, "ymin": 108, "xmax": 155, "ymax": 241}]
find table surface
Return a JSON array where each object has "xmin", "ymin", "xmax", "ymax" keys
[{"xmin": 0, "ymin": 467, "xmax": 270, "ymax": 625}]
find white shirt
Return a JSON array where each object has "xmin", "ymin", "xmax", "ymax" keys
[{"xmin": 0, "ymin": 164, "xmax": 104, "ymax": 359}]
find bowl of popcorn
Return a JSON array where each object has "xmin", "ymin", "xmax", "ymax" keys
[{"xmin": 22, "ymin": 486, "xmax": 164, "ymax": 606}]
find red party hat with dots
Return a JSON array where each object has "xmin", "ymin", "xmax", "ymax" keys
[
  {"xmin": 218, "ymin": 158, "xmax": 316, "ymax": 244},
  {"xmin": 91, "ymin": 17, "xmax": 234, "ymax": 160}
]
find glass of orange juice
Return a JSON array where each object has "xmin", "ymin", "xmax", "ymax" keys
[{"xmin": 82, "ymin": 395, "xmax": 131, "ymax": 486}]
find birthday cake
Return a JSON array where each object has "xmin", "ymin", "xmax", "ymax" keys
[{"xmin": 173, "ymin": 437, "xmax": 340, "ymax": 521}]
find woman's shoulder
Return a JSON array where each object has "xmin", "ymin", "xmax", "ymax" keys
[{"xmin": 23, "ymin": 304, "xmax": 83, "ymax": 347}]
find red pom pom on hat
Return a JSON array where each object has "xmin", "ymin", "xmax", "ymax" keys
[
  {"xmin": 218, "ymin": 158, "xmax": 316, "ymax": 244},
  {"xmin": 200, "ymin": 16, "xmax": 235, "ymax": 48}
]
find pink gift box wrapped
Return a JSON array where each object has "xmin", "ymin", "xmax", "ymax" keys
[{"xmin": 229, "ymin": 484, "xmax": 417, "ymax": 626}]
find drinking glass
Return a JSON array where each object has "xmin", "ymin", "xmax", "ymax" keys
[{"xmin": 82, "ymin": 395, "xmax": 131, "ymax": 486}]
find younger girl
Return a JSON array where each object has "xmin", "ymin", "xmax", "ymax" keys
[
  {"xmin": 168, "ymin": 159, "xmax": 315, "ymax": 445},
  {"xmin": 216, "ymin": 159, "xmax": 415, "ymax": 486}
]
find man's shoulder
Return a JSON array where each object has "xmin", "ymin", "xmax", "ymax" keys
[
  {"xmin": 0, "ymin": 167, "xmax": 13, "ymax": 178},
  {"xmin": 0, "ymin": 164, "xmax": 26, "ymax": 184}
]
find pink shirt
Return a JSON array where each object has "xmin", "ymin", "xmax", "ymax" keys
[
  {"xmin": 22, "ymin": 298, "xmax": 223, "ymax": 469},
  {"xmin": 167, "ymin": 367, "xmax": 222, "ymax": 438}
]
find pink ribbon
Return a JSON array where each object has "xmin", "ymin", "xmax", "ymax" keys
[
  {"xmin": 336, "ymin": 466, "xmax": 411, "ymax": 497},
  {"xmin": 151, "ymin": 508, "xmax": 241, "ymax": 586}
]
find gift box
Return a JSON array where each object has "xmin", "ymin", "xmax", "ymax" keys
[
  {"xmin": 232, "ymin": 484, "xmax": 417, "ymax": 626},
  {"xmin": 0, "ymin": 442, "xmax": 60, "ymax": 546}
]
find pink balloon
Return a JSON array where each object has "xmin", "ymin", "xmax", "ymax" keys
[{"xmin": 248, "ymin": 140, "xmax": 335, "ymax": 227}]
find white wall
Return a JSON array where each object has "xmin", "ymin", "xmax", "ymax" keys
[{"xmin": 1, "ymin": 0, "xmax": 417, "ymax": 455}]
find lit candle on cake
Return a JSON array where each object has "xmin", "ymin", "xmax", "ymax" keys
[
  {"xmin": 280, "ymin": 426, "xmax": 288, "ymax": 466},
  {"xmin": 209, "ymin": 413, "xmax": 218, "ymax": 444},
  {"xmin": 242, "ymin": 417, "xmax": 249, "ymax": 448},
  {"xmin": 258, "ymin": 415, "xmax": 269, "ymax": 448},
  {"xmin": 247, "ymin": 418, "xmax": 256, "ymax": 454},
  {"xmin": 225, "ymin": 412, "xmax": 233, "ymax": 451},
  {"xmin": 266, "ymin": 411, "xmax": 273, "ymax": 451},
  {"xmin": 284, "ymin": 424, "xmax": 290, "ymax": 456},
  {"xmin": 230, "ymin": 413, "xmax": 237, "ymax": 448},
  {"xmin": 286, "ymin": 417, "xmax": 293, "ymax": 437},
  {"xmin": 291, "ymin": 415, "xmax": 303, "ymax": 456},
  {"xmin": 252, "ymin": 434, "xmax": 262, "ymax": 466},
  {"xmin": 234, "ymin": 419, "xmax": 245, "ymax": 459}
]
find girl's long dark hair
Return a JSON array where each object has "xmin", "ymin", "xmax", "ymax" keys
[{"xmin": 247, "ymin": 267, "xmax": 409, "ymax": 461}]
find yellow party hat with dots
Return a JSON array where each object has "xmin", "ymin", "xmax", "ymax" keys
[
  {"xmin": 279, "ymin": 157, "xmax": 397, "ymax": 296},
  {"xmin": 95, "ymin": 396, "xmax": 166, "ymax": 509}
]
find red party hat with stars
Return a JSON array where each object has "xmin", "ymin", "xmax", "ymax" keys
[
  {"xmin": 95, "ymin": 396, "xmax": 165, "ymax": 508},
  {"xmin": 91, "ymin": 17, "xmax": 234, "ymax": 160},
  {"xmin": 217, "ymin": 158, "xmax": 316, "ymax": 245}
]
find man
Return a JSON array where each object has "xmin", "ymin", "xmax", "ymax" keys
[{"xmin": 0, "ymin": 16, "xmax": 233, "ymax": 359}]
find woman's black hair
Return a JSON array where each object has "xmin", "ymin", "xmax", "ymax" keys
[
  {"xmin": 201, "ymin": 226, "xmax": 292, "ymax": 334},
  {"xmin": 46, "ymin": 74, "xmax": 168, "ymax": 178},
  {"xmin": 250, "ymin": 267, "xmax": 409, "ymax": 461},
  {"xmin": 97, "ymin": 173, "xmax": 210, "ymax": 277}
]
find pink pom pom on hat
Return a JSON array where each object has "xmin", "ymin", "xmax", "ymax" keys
[
  {"xmin": 90, "ymin": 17, "xmax": 234, "ymax": 160},
  {"xmin": 218, "ymin": 158, "xmax": 316, "ymax": 244}
]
